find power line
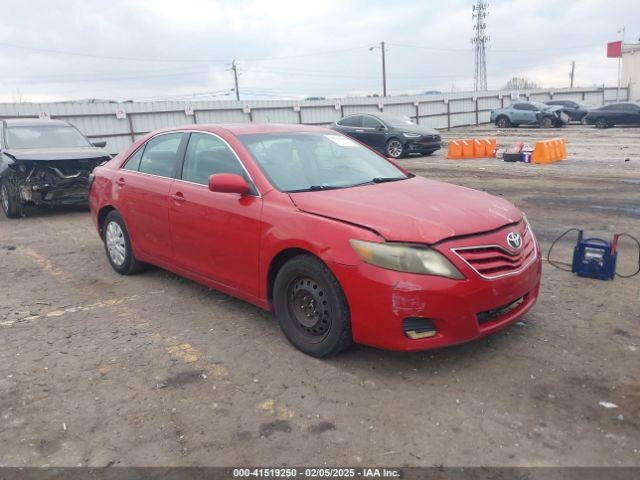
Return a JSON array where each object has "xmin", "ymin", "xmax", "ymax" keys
[{"xmin": 0, "ymin": 40, "xmax": 370, "ymax": 64}]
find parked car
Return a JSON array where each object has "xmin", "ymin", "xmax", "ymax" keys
[
  {"xmin": 0, "ymin": 119, "xmax": 110, "ymax": 218},
  {"xmin": 544, "ymin": 100, "xmax": 591, "ymax": 123},
  {"xmin": 490, "ymin": 102, "xmax": 569, "ymax": 128},
  {"xmin": 89, "ymin": 124, "xmax": 541, "ymax": 358},
  {"xmin": 583, "ymin": 102, "xmax": 640, "ymax": 128},
  {"xmin": 330, "ymin": 113, "xmax": 441, "ymax": 159}
]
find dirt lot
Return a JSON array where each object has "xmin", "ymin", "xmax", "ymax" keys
[{"xmin": 0, "ymin": 124, "xmax": 639, "ymax": 468}]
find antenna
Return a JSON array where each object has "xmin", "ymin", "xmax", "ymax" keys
[{"xmin": 471, "ymin": 1, "xmax": 489, "ymax": 91}]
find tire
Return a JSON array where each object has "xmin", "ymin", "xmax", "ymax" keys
[
  {"xmin": 539, "ymin": 116, "xmax": 553, "ymax": 128},
  {"xmin": 495, "ymin": 116, "xmax": 511, "ymax": 128},
  {"xmin": 595, "ymin": 117, "xmax": 609, "ymax": 129},
  {"xmin": 385, "ymin": 138, "xmax": 405, "ymax": 159},
  {"xmin": 102, "ymin": 210, "xmax": 145, "ymax": 275},
  {"xmin": 1, "ymin": 178, "xmax": 23, "ymax": 219},
  {"xmin": 273, "ymin": 254, "xmax": 353, "ymax": 358}
]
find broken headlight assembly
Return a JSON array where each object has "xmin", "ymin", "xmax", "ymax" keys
[{"xmin": 349, "ymin": 239, "xmax": 464, "ymax": 279}]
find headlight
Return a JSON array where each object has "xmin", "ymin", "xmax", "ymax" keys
[
  {"xmin": 402, "ymin": 132, "xmax": 421, "ymax": 138},
  {"xmin": 350, "ymin": 239, "xmax": 464, "ymax": 279}
]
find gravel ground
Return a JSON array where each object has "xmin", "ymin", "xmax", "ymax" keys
[{"xmin": 0, "ymin": 124, "xmax": 638, "ymax": 468}]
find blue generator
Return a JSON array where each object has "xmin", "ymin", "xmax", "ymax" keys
[{"xmin": 571, "ymin": 231, "xmax": 618, "ymax": 281}]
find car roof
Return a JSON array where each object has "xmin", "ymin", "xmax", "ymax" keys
[
  {"xmin": 3, "ymin": 118, "xmax": 71, "ymax": 127},
  {"xmin": 156, "ymin": 123, "xmax": 330, "ymax": 136}
]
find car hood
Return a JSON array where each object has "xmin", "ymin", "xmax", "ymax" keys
[
  {"xmin": 4, "ymin": 147, "xmax": 110, "ymax": 161},
  {"xmin": 289, "ymin": 176, "xmax": 522, "ymax": 244},
  {"xmin": 399, "ymin": 125, "xmax": 440, "ymax": 136}
]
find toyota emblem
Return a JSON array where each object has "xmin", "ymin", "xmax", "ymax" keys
[{"xmin": 507, "ymin": 232, "xmax": 522, "ymax": 250}]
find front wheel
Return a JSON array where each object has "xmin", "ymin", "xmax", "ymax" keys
[
  {"xmin": 595, "ymin": 117, "xmax": 609, "ymax": 129},
  {"xmin": 386, "ymin": 138, "xmax": 405, "ymax": 159},
  {"xmin": 539, "ymin": 116, "xmax": 553, "ymax": 128},
  {"xmin": 273, "ymin": 255, "xmax": 352, "ymax": 358},
  {"xmin": 1, "ymin": 178, "xmax": 23, "ymax": 219},
  {"xmin": 102, "ymin": 210, "xmax": 145, "ymax": 275}
]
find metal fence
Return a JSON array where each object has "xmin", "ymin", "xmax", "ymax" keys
[{"xmin": 0, "ymin": 86, "xmax": 628, "ymax": 154}]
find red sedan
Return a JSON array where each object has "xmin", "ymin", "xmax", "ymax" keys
[{"xmin": 89, "ymin": 124, "xmax": 541, "ymax": 357}]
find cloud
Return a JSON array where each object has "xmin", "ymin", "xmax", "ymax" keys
[{"xmin": 0, "ymin": 0, "xmax": 637, "ymax": 101}]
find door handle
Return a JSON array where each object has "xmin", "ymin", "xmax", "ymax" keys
[
  {"xmin": 115, "ymin": 178, "xmax": 125, "ymax": 187},
  {"xmin": 171, "ymin": 192, "xmax": 186, "ymax": 203}
]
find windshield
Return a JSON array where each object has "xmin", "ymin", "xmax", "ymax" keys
[
  {"xmin": 5, "ymin": 125, "xmax": 92, "ymax": 149},
  {"xmin": 531, "ymin": 102, "xmax": 549, "ymax": 110},
  {"xmin": 238, "ymin": 132, "xmax": 408, "ymax": 192},
  {"xmin": 380, "ymin": 115, "xmax": 415, "ymax": 127}
]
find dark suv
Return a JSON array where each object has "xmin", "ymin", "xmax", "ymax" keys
[{"xmin": 330, "ymin": 113, "xmax": 441, "ymax": 159}]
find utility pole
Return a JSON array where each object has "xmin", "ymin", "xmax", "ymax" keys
[
  {"xmin": 471, "ymin": 1, "xmax": 489, "ymax": 92},
  {"xmin": 369, "ymin": 42, "xmax": 387, "ymax": 97},
  {"xmin": 231, "ymin": 60, "xmax": 240, "ymax": 101},
  {"xmin": 617, "ymin": 26, "xmax": 625, "ymax": 102},
  {"xmin": 381, "ymin": 41, "xmax": 387, "ymax": 97},
  {"xmin": 569, "ymin": 61, "xmax": 575, "ymax": 88}
]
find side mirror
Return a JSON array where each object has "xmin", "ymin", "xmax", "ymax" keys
[
  {"xmin": 92, "ymin": 140, "xmax": 107, "ymax": 148},
  {"xmin": 377, "ymin": 125, "xmax": 386, "ymax": 131},
  {"xmin": 208, "ymin": 173, "xmax": 250, "ymax": 195}
]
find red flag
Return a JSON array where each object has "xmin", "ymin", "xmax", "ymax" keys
[{"xmin": 607, "ymin": 41, "xmax": 622, "ymax": 58}]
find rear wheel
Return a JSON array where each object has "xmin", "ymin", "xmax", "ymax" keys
[
  {"xmin": 102, "ymin": 210, "xmax": 145, "ymax": 275},
  {"xmin": 273, "ymin": 254, "xmax": 352, "ymax": 358},
  {"xmin": 386, "ymin": 138, "xmax": 405, "ymax": 159},
  {"xmin": 0, "ymin": 178, "xmax": 22, "ymax": 219},
  {"xmin": 495, "ymin": 116, "xmax": 511, "ymax": 128},
  {"xmin": 595, "ymin": 117, "xmax": 609, "ymax": 129}
]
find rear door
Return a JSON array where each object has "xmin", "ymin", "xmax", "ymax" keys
[
  {"xmin": 115, "ymin": 132, "xmax": 186, "ymax": 262},
  {"xmin": 334, "ymin": 115, "xmax": 363, "ymax": 140},
  {"xmin": 168, "ymin": 132, "xmax": 263, "ymax": 296}
]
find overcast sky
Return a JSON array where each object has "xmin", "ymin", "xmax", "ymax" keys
[{"xmin": 1, "ymin": 0, "xmax": 638, "ymax": 102}]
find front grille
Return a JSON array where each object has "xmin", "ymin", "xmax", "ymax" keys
[{"xmin": 452, "ymin": 226, "xmax": 536, "ymax": 279}]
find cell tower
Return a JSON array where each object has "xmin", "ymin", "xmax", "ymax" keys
[{"xmin": 472, "ymin": 1, "xmax": 489, "ymax": 91}]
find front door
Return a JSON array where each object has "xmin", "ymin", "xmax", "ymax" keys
[{"xmin": 168, "ymin": 132, "xmax": 263, "ymax": 297}]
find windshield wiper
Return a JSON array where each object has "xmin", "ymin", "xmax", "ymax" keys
[
  {"xmin": 350, "ymin": 176, "xmax": 407, "ymax": 187},
  {"xmin": 286, "ymin": 185, "xmax": 344, "ymax": 193},
  {"xmin": 371, "ymin": 177, "xmax": 406, "ymax": 183}
]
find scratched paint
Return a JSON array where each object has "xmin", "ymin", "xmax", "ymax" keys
[{"xmin": 391, "ymin": 281, "xmax": 427, "ymax": 316}]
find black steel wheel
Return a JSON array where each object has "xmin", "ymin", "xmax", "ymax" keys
[
  {"xmin": 273, "ymin": 254, "xmax": 352, "ymax": 357},
  {"xmin": 0, "ymin": 178, "xmax": 22, "ymax": 219}
]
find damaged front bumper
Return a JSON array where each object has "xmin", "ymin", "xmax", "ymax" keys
[{"xmin": 8, "ymin": 159, "xmax": 107, "ymax": 207}]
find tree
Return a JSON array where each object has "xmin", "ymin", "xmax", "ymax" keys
[{"xmin": 503, "ymin": 77, "xmax": 541, "ymax": 90}]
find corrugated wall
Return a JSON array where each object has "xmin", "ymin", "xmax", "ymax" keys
[{"xmin": 0, "ymin": 86, "xmax": 627, "ymax": 153}]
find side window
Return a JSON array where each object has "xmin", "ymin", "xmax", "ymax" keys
[
  {"xmin": 122, "ymin": 146, "xmax": 144, "ymax": 171},
  {"xmin": 338, "ymin": 116, "xmax": 362, "ymax": 127},
  {"xmin": 512, "ymin": 103, "xmax": 525, "ymax": 110},
  {"xmin": 362, "ymin": 116, "xmax": 383, "ymax": 129},
  {"xmin": 138, "ymin": 133, "xmax": 183, "ymax": 178},
  {"xmin": 181, "ymin": 133, "xmax": 248, "ymax": 186}
]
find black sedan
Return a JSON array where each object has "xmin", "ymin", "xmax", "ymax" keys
[
  {"xmin": 583, "ymin": 102, "xmax": 640, "ymax": 128},
  {"xmin": 0, "ymin": 118, "xmax": 110, "ymax": 218},
  {"xmin": 330, "ymin": 113, "xmax": 441, "ymax": 159},
  {"xmin": 545, "ymin": 100, "xmax": 591, "ymax": 123}
]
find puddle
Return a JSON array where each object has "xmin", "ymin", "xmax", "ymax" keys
[{"xmin": 622, "ymin": 179, "xmax": 640, "ymax": 185}]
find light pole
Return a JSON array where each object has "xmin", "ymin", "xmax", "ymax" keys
[
  {"xmin": 369, "ymin": 42, "xmax": 387, "ymax": 97},
  {"xmin": 231, "ymin": 60, "xmax": 240, "ymax": 101}
]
